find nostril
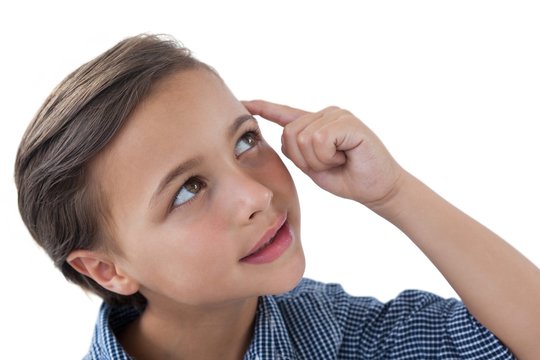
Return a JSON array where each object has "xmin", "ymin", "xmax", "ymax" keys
[{"xmin": 248, "ymin": 192, "xmax": 271, "ymax": 221}]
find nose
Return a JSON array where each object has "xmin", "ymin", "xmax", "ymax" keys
[{"xmin": 223, "ymin": 167, "xmax": 273, "ymax": 222}]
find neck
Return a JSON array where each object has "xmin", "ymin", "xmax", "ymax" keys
[{"xmin": 119, "ymin": 296, "xmax": 259, "ymax": 360}]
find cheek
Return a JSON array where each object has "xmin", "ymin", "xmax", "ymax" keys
[
  {"xmin": 155, "ymin": 220, "xmax": 231, "ymax": 262},
  {"xmin": 263, "ymin": 151, "xmax": 297, "ymax": 197},
  {"xmin": 124, "ymin": 221, "xmax": 235, "ymax": 290},
  {"xmin": 265, "ymin": 150, "xmax": 302, "ymax": 231},
  {"xmin": 120, "ymin": 213, "xmax": 222, "ymax": 266}
]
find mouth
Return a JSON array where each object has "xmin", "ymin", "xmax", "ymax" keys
[{"xmin": 240, "ymin": 215, "xmax": 293, "ymax": 264}]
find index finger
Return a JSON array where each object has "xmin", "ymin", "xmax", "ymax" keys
[{"xmin": 242, "ymin": 100, "xmax": 310, "ymax": 127}]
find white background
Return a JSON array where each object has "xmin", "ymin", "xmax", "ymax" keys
[{"xmin": 1, "ymin": 1, "xmax": 539, "ymax": 358}]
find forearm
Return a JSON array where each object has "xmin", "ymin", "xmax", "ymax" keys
[{"xmin": 371, "ymin": 171, "xmax": 540, "ymax": 359}]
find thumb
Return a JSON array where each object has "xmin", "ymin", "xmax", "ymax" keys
[{"xmin": 242, "ymin": 100, "xmax": 310, "ymax": 127}]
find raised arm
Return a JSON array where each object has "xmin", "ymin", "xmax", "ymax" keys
[{"xmin": 244, "ymin": 100, "xmax": 540, "ymax": 359}]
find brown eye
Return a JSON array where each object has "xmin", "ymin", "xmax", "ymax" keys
[
  {"xmin": 235, "ymin": 131, "xmax": 260, "ymax": 156},
  {"xmin": 185, "ymin": 178, "xmax": 202, "ymax": 193},
  {"xmin": 173, "ymin": 177, "xmax": 205, "ymax": 207},
  {"xmin": 244, "ymin": 133, "xmax": 257, "ymax": 145}
]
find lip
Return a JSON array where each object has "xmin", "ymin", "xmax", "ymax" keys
[{"xmin": 240, "ymin": 214, "xmax": 292, "ymax": 264}]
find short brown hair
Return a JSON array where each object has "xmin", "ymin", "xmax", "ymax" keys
[{"xmin": 15, "ymin": 34, "xmax": 210, "ymax": 308}]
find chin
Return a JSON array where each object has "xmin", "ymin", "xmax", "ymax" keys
[{"xmin": 266, "ymin": 249, "xmax": 306, "ymax": 296}]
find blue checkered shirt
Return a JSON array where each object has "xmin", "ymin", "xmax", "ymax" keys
[{"xmin": 84, "ymin": 278, "xmax": 514, "ymax": 359}]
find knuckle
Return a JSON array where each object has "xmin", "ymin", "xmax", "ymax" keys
[
  {"xmin": 296, "ymin": 133, "xmax": 310, "ymax": 147},
  {"xmin": 323, "ymin": 105, "xmax": 341, "ymax": 112},
  {"xmin": 312, "ymin": 129, "xmax": 328, "ymax": 146},
  {"xmin": 335, "ymin": 109, "xmax": 353, "ymax": 119},
  {"xmin": 310, "ymin": 162, "xmax": 327, "ymax": 172},
  {"xmin": 283, "ymin": 125, "xmax": 295, "ymax": 138}
]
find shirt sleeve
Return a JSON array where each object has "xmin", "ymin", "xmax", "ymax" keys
[{"xmin": 335, "ymin": 287, "xmax": 516, "ymax": 359}]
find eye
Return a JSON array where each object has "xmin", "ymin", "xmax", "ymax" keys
[
  {"xmin": 234, "ymin": 130, "xmax": 261, "ymax": 157},
  {"xmin": 173, "ymin": 177, "xmax": 206, "ymax": 207}
]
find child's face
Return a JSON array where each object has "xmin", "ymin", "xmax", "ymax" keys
[{"xmin": 92, "ymin": 69, "xmax": 305, "ymax": 306}]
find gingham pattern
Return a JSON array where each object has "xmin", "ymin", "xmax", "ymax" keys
[{"xmin": 84, "ymin": 279, "xmax": 515, "ymax": 359}]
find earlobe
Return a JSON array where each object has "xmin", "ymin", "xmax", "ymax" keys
[{"xmin": 67, "ymin": 250, "xmax": 139, "ymax": 296}]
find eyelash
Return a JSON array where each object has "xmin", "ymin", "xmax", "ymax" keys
[
  {"xmin": 171, "ymin": 175, "xmax": 206, "ymax": 209},
  {"xmin": 235, "ymin": 127, "xmax": 262, "ymax": 157},
  {"xmin": 171, "ymin": 127, "xmax": 262, "ymax": 210}
]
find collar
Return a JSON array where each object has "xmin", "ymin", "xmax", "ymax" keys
[
  {"xmin": 243, "ymin": 295, "xmax": 297, "ymax": 360},
  {"xmin": 90, "ymin": 295, "xmax": 297, "ymax": 360}
]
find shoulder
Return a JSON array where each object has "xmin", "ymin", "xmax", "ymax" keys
[
  {"xmin": 274, "ymin": 278, "xmax": 379, "ymax": 321},
  {"xmin": 277, "ymin": 277, "xmax": 442, "ymax": 304},
  {"xmin": 270, "ymin": 279, "xmax": 514, "ymax": 359},
  {"xmin": 274, "ymin": 278, "xmax": 447, "ymax": 323}
]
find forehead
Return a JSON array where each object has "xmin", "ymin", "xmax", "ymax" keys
[{"xmin": 95, "ymin": 68, "xmax": 239, "ymax": 166}]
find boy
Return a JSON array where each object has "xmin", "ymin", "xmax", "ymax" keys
[{"xmin": 15, "ymin": 34, "xmax": 539, "ymax": 359}]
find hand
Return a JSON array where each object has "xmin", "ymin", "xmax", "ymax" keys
[{"xmin": 243, "ymin": 100, "xmax": 404, "ymax": 207}]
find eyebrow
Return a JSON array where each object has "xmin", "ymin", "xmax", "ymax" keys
[
  {"xmin": 229, "ymin": 114, "xmax": 256, "ymax": 137},
  {"xmin": 150, "ymin": 114, "xmax": 256, "ymax": 208}
]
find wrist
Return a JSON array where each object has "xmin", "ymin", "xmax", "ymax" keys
[{"xmin": 364, "ymin": 169, "xmax": 420, "ymax": 222}]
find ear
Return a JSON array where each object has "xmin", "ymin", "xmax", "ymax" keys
[{"xmin": 67, "ymin": 250, "xmax": 139, "ymax": 296}]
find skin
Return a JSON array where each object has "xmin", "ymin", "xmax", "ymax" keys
[
  {"xmin": 67, "ymin": 67, "xmax": 540, "ymax": 359},
  {"xmin": 244, "ymin": 100, "xmax": 540, "ymax": 359},
  {"xmin": 68, "ymin": 69, "xmax": 305, "ymax": 359}
]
